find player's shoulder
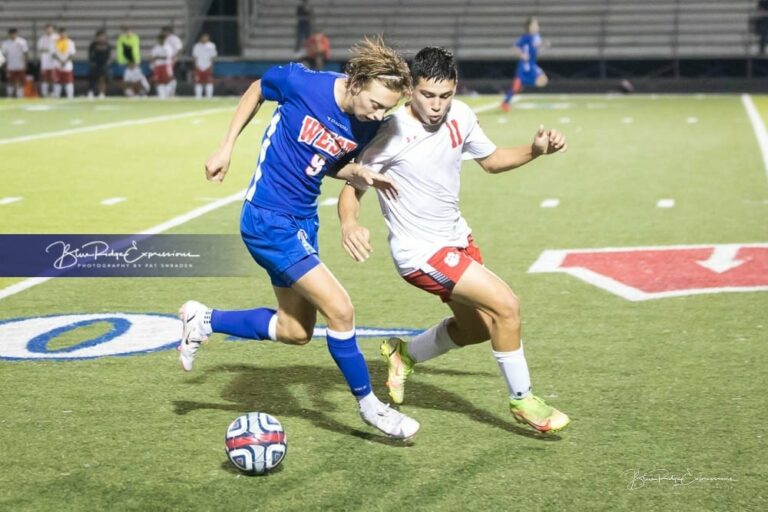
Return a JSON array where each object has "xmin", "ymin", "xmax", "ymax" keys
[{"xmin": 448, "ymin": 99, "xmax": 476, "ymax": 122}]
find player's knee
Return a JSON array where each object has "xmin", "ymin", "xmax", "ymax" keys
[
  {"xmin": 281, "ymin": 326, "xmax": 313, "ymax": 345},
  {"xmin": 495, "ymin": 293, "xmax": 521, "ymax": 327},
  {"xmin": 323, "ymin": 300, "xmax": 355, "ymax": 331}
]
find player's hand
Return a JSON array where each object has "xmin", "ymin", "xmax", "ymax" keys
[
  {"xmin": 344, "ymin": 165, "xmax": 399, "ymax": 201},
  {"xmin": 205, "ymin": 147, "xmax": 232, "ymax": 182},
  {"xmin": 341, "ymin": 222, "xmax": 372, "ymax": 262},
  {"xmin": 532, "ymin": 125, "xmax": 567, "ymax": 156}
]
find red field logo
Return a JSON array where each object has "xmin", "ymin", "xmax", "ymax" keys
[{"xmin": 529, "ymin": 244, "xmax": 768, "ymax": 301}]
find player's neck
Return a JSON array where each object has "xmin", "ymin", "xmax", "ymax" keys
[{"xmin": 334, "ymin": 78, "xmax": 352, "ymax": 114}]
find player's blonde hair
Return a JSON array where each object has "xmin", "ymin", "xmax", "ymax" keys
[{"xmin": 345, "ymin": 36, "xmax": 411, "ymax": 94}]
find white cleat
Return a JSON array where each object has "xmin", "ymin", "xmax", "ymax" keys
[
  {"xmin": 178, "ymin": 300, "xmax": 210, "ymax": 372},
  {"xmin": 360, "ymin": 403, "xmax": 420, "ymax": 440}
]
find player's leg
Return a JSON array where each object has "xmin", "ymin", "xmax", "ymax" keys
[
  {"xmin": 535, "ymin": 66, "xmax": 548, "ymax": 88},
  {"xmin": 451, "ymin": 262, "xmax": 569, "ymax": 432},
  {"xmin": 64, "ymin": 73, "xmax": 74, "ymax": 99},
  {"xmin": 194, "ymin": 71, "xmax": 203, "ymax": 98},
  {"xmin": 501, "ymin": 77, "xmax": 523, "ymax": 111}
]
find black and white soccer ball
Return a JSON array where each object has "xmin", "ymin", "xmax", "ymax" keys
[{"xmin": 225, "ymin": 412, "xmax": 287, "ymax": 475}]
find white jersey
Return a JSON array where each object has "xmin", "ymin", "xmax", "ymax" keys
[
  {"xmin": 165, "ymin": 33, "xmax": 182, "ymax": 59},
  {"xmin": 1, "ymin": 37, "xmax": 29, "ymax": 71},
  {"xmin": 151, "ymin": 44, "xmax": 172, "ymax": 66},
  {"xmin": 54, "ymin": 38, "xmax": 76, "ymax": 72},
  {"xmin": 0, "ymin": 49, "xmax": 5, "ymax": 68},
  {"xmin": 192, "ymin": 41, "xmax": 217, "ymax": 71},
  {"xmin": 37, "ymin": 33, "xmax": 59, "ymax": 70},
  {"xmin": 358, "ymin": 100, "xmax": 496, "ymax": 275}
]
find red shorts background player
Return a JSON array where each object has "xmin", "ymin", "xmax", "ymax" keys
[
  {"xmin": 2, "ymin": 28, "xmax": 29, "ymax": 98},
  {"xmin": 339, "ymin": 46, "xmax": 571, "ymax": 434},
  {"xmin": 150, "ymin": 34, "xmax": 172, "ymax": 99},
  {"xmin": 192, "ymin": 33, "xmax": 217, "ymax": 99},
  {"xmin": 37, "ymin": 24, "xmax": 58, "ymax": 97}
]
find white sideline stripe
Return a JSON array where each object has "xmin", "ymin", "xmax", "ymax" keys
[
  {"xmin": 540, "ymin": 198, "xmax": 560, "ymax": 208},
  {"xmin": 0, "ymin": 107, "xmax": 231, "ymax": 145},
  {"xmin": 0, "ymin": 197, "xmax": 23, "ymax": 205},
  {"xmin": 100, "ymin": 197, "xmax": 126, "ymax": 206},
  {"xmin": 0, "ymin": 189, "xmax": 246, "ymax": 302},
  {"xmin": 656, "ymin": 199, "xmax": 675, "ymax": 208},
  {"xmin": 742, "ymin": 94, "xmax": 768, "ymax": 182},
  {"xmin": 473, "ymin": 101, "xmax": 503, "ymax": 114}
]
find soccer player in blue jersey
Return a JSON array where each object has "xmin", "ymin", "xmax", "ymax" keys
[
  {"xmin": 500, "ymin": 17, "xmax": 549, "ymax": 112},
  {"xmin": 178, "ymin": 38, "xmax": 420, "ymax": 440}
]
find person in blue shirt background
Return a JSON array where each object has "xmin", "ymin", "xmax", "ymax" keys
[
  {"xmin": 501, "ymin": 17, "xmax": 549, "ymax": 112},
  {"xmin": 177, "ymin": 37, "xmax": 421, "ymax": 440}
]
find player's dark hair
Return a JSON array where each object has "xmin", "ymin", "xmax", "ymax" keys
[
  {"xmin": 9, "ymin": 28, "xmax": 18, "ymax": 34},
  {"xmin": 411, "ymin": 46, "xmax": 457, "ymax": 84}
]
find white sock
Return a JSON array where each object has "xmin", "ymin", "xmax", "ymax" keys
[
  {"xmin": 16, "ymin": 86, "xmax": 24, "ymax": 98},
  {"xmin": 493, "ymin": 343, "xmax": 532, "ymax": 399},
  {"xmin": 157, "ymin": 84, "xmax": 167, "ymax": 98},
  {"xmin": 169, "ymin": 79, "xmax": 177, "ymax": 96},
  {"xmin": 195, "ymin": 84, "xmax": 203, "ymax": 98},
  {"xmin": 65, "ymin": 83, "xmax": 74, "ymax": 99},
  {"xmin": 267, "ymin": 313, "xmax": 278, "ymax": 341},
  {"xmin": 205, "ymin": 83, "xmax": 213, "ymax": 98},
  {"xmin": 6, "ymin": 85, "xmax": 13, "ymax": 97},
  {"xmin": 201, "ymin": 309, "xmax": 214, "ymax": 336},
  {"xmin": 357, "ymin": 391, "xmax": 381, "ymax": 412},
  {"xmin": 41, "ymin": 82, "xmax": 49, "ymax": 97},
  {"xmin": 407, "ymin": 318, "xmax": 458, "ymax": 363},
  {"xmin": 53, "ymin": 84, "xmax": 61, "ymax": 98}
]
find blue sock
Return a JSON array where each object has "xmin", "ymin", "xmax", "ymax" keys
[
  {"xmin": 210, "ymin": 308, "xmax": 276, "ymax": 340},
  {"xmin": 326, "ymin": 328, "xmax": 372, "ymax": 398},
  {"xmin": 503, "ymin": 88, "xmax": 514, "ymax": 104}
]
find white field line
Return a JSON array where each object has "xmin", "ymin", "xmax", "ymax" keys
[
  {"xmin": 741, "ymin": 94, "xmax": 768, "ymax": 181},
  {"xmin": 0, "ymin": 107, "xmax": 231, "ymax": 145},
  {"xmin": 0, "ymin": 189, "xmax": 246, "ymax": 301}
]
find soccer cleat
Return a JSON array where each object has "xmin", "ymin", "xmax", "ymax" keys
[
  {"xmin": 360, "ymin": 402, "xmax": 420, "ymax": 440},
  {"xmin": 500, "ymin": 101, "xmax": 511, "ymax": 113},
  {"xmin": 178, "ymin": 300, "xmax": 210, "ymax": 372},
  {"xmin": 380, "ymin": 337, "xmax": 414, "ymax": 405},
  {"xmin": 509, "ymin": 395, "xmax": 570, "ymax": 433}
]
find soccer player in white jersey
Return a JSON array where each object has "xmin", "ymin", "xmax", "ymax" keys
[
  {"xmin": 151, "ymin": 35, "xmax": 173, "ymax": 99},
  {"xmin": 192, "ymin": 33, "xmax": 217, "ymax": 99},
  {"xmin": 338, "ymin": 46, "xmax": 570, "ymax": 433},
  {"xmin": 37, "ymin": 24, "xmax": 58, "ymax": 97},
  {"xmin": 162, "ymin": 26, "xmax": 182, "ymax": 97},
  {"xmin": 2, "ymin": 28, "xmax": 28, "ymax": 98},
  {"xmin": 53, "ymin": 28, "xmax": 76, "ymax": 99}
]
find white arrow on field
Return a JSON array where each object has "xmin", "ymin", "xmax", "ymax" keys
[{"xmin": 696, "ymin": 244, "xmax": 746, "ymax": 274}]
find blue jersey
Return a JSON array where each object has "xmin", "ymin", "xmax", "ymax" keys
[
  {"xmin": 515, "ymin": 33, "xmax": 541, "ymax": 73},
  {"xmin": 245, "ymin": 63, "xmax": 381, "ymax": 218}
]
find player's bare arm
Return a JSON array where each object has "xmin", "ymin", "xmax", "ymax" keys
[
  {"xmin": 334, "ymin": 162, "xmax": 399, "ymax": 200},
  {"xmin": 477, "ymin": 125, "xmax": 566, "ymax": 174},
  {"xmin": 205, "ymin": 79, "xmax": 265, "ymax": 182},
  {"xmin": 338, "ymin": 184, "xmax": 372, "ymax": 262}
]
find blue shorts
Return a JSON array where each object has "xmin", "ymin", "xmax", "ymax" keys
[
  {"xmin": 516, "ymin": 64, "xmax": 544, "ymax": 87},
  {"xmin": 240, "ymin": 201, "xmax": 321, "ymax": 288}
]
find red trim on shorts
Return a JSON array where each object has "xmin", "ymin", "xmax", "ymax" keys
[
  {"xmin": 402, "ymin": 235, "xmax": 484, "ymax": 302},
  {"xmin": 195, "ymin": 67, "xmax": 213, "ymax": 84},
  {"xmin": 55, "ymin": 70, "xmax": 74, "ymax": 84}
]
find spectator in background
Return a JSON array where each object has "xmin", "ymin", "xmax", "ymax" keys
[
  {"xmin": 37, "ymin": 24, "xmax": 58, "ymax": 97},
  {"xmin": 88, "ymin": 29, "xmax": 111, "ymax": 99},
  {"xmin": 151, "ymin": 34, "xmax": 173, "ymax": 99},
  {"xmin": 304, "ymin": 30, "xmax": 330, "ymax": 70},
  {"xmin": 755, "ymin": 0, "xmax": 768, "ymax": 55},
  {"xmin": 295, "ymin": 0, "xmax": 315, "ymax": 52},
  {"xmin": 53, "ymin": 27, "xmax": 76, "ymax": 99},
  {"xmin": 192, "ymin": 33, "xmax": 217, "ymax": 99},
  {"xmin": 162, "ymin": 26, "xmax": 182, "ymax": 97},
  {"xmin": 116, "ymin": 26, "xmax": 140, "ymax": 75},
  {"xmin": 0, "ymin": 45, "xmax": 5, "ymax": 69},
  {"xmin": 123, "ymin": 61, "xmax": 150, "ymax": 97},
  {"xmin": 2, "ymin": 28, "xmax": 28, "ymax": 98}
]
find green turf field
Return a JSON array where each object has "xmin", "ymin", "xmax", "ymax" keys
[{"xmin": 1, "ymin": 95, "xmax": 766, "ymax": 511}]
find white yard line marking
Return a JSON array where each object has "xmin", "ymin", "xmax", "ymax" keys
[
  {"xmin": 100, "ymin": 197, "xmax": 127, "ymax": 206},
  {"xmin": 686, "ymin": 117, "xmax": 698, "ymax": 124},
  {"xmin": 558, "ymin": 117, "xmax": 571, "ymax": 124},
  {"xmin": 0, "ymin": 107, "xmax": 231, "ymax": 145},
  {"xmin": 473, "ymin": 101, "xmax": 503, "ymax": 114},
  {"xmin": 741, "ymin": 94, "xmax": 768, "ymax": 181},
  {"xmin": 540, "ymin": 198, "xmax": 560, "ymax": 208},
  {"xmin": 0, "ymin": 197, "xmax": 23, "ymax": 205},
  {"xmin": 0, "ymin": 189, "xmax": 246, "ymax": 302},
  {"xmin": 622, "ymin": 117, "xmax": 634, "ymax": 124},
  {"xmin": 656, "ymin": 199, "xmax": 675, "ymax": 208},
  {"xmin": 11, "ymin": 119, "xmax": 26, "ymax": 125}
]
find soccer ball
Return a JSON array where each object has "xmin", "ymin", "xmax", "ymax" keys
[{"xmin": 225, "ymin": 412, "xmax": 287, "ymax": 475}]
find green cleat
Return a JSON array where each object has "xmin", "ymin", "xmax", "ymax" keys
[
  {"xmin": 380, "ymin": 337, "xmax": 415, "ymax": 405},
  {"xmin": 509, "ymin": 395, "xmax": 570, "ymax": 433}
]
